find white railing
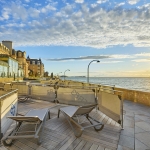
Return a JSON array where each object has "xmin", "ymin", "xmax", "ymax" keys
[
  {"xmin": 0, "ymin": 89, "xmax": 18, "ymax": 139},
  {"xmin": 5, "ymin": 82, "xmax": 123, "ymax": 128}
]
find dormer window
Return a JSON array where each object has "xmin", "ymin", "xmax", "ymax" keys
[
  {"xmin": 18, "ymin": 52, "xmax": 22, "ymax": 57},
  {"xmin": 37, "ymin": 61, "xmax": 40, "ymax": 65}
]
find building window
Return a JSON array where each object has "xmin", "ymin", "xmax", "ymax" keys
[{"xmin": 18, "ymin": 52, "xmax": 22, "ymax": 57}]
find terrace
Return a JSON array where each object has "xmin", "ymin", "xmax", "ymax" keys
[{"xmin": 1, "ymin": 80, "xmax": 150, "ymax": 150}]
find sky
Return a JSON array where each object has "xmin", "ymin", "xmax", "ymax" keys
[{"xmin": 0, "ymin": 0, "xmax": 150, "ymax": 77}]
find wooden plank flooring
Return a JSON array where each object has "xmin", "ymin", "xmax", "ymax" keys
[{"xmin": 3, "ymin": 98, "xmax": 121, "ymax": 150}]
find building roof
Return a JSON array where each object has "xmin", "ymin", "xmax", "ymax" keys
[
  {"xmin": 27, "ymin": 55, "xmax": 43, "ymax": 65},
  {"xmin": 2, "ymin": 40, "xmax": 12, "ymax": 42}
]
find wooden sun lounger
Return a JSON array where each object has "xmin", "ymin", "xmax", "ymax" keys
[
  {"xmin": 58, "ymin": 104, "xmax": 104, "ymax": 137},
  {"xmin": 2, "ymin": 108, "xmax": 50, "ymax": 146}
]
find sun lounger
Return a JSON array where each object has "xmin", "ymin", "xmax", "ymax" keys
[
  {"xmin": 2, "ymin": 108, "xmax": 50, "ymax": 146},
  {"xmin": 58, "ymin": 104, "xmax": 104, "ymax": 137},
  {"xmin": 18, "ymin": 95, "xmax": 30, "ymax": 103}
]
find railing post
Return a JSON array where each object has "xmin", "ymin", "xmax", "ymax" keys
[
  {"xmin": 134, "ymin": 91, "xmax": 137, "ymax": 103},
  {"xmin": 0, "ymin": 99, "xmax": 2, "ymax": 139}
]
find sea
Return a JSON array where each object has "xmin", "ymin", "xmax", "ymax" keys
[{"xmin": 62, "ymin": 77, "xmax": 150, "ymax": 92}]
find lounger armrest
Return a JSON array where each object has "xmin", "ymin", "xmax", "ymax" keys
[{"xmin": 7, "ymin": 116, "xmax": 41, "ymax": 122}]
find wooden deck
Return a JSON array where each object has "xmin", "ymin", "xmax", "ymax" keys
[
  {"xmin": 4, "ymin": 99, "xmax": 121, "ymax": 150},
  {"xmin": 2, "ymin": 99, "xmax": 150, "ymax": 150}
]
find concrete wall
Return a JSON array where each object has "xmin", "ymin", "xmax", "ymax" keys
[
  {"xmin": 0, "ymin": 78, "xmax": 23, "ymax": 83},
  {"xmin": 0, "ymin": 90, "xmax": 18, "ymax": 137},
  {"xmin": 114, "ymin": 87, "xmax": 150, "ymax": 106}
]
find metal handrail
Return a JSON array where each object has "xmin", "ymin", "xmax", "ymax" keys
[{"xmin": 0, "ymin": 89, "xmax": 18, "ymax": 100}]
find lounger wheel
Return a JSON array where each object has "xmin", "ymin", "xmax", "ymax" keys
[
  {"xmin": 74, "ymin": 130, "xmax": 83, "ymax": 138},
  {"xmin": 94, "ymin": 124, "xmax": 104, "ymax": 131},
  {"xmin": 37, "ymin": 140, "xmax": 41, "ymax": 145},
  {"xmin": 3, "ymin": 138, "xmax": 13, "ymax": 146},
  {"xmin": 37, "ymin": 138, "xmax": 42, "ymax": 145}
]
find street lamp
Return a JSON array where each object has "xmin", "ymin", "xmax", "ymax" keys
[
  {"xmin": 64, "ymin": 69, "xmax": 70, "ymax": 80},
  {"xmin": 87, "ymin": 60, "xmax": 100, "ymax": 83}
]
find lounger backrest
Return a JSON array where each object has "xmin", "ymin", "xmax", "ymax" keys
[{"xmin": 73, "ymin": 104, "xmax": 97, "ymax": 116}]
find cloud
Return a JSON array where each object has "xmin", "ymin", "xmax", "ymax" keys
[
  {"xmin": 44, "ymin": 52, "xmax": 150, "ymax": 62},
  {"xmin": 34, "ymin": 3, "xmax": 41, "ymax": 6},
  {"xmin": 135, "ymin": 53, "xmax": 150, "ymax": 57},
  {"xmin": 25, "ymin": 0, "xmax": 30, "ymax": 3},
  {"xmin": 111, "ymin": 54, "xmax": 135, "ymax": 59},
  {"xmin": 109, "ymin": 53, "xmax": 150, "ymax": 61},
  {"xmin": 97, "ymin": 0, "xmax": 108, "ymax": 4},
  {"xmin": 100, "ymin": 61, "xmax": 123, "ymax": 63},
  {"xmin": 137, "ymin": 3, "xmax": 150, "ymax": 9},
  {"xmin": 8, "ymin": 3, "xmax": 28, "ymax": 20},
  {"xmin": 75, "ymin": 0, "xmax": 84, "ymax": 3},
  {"xmin": 132, "ymin": 59, "xmax": 150, "ymax": 62},
  {"xmin": 116, "ymin": 2, "xmax": 125, "ymax": 7},
  {"xmin": 0, "ymin": 8, "xmax": 10, "ymax": 20},
  {"xmin": 41, "ymin": 4, "xmax": 56, "ymax": 13},
  {"xmin": 0, "ymin": 1, "xmax": 150, "ymax": 48},
  {"xmin": 45, "ymin": 55, "xmax": 110, "ymax": 61},
  {"xmin": 128, "ymin": 0, "xmax": 140, "ymax": 5}
]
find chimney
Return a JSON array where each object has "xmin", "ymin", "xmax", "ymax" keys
[{"xmin": 2, "ymin": 41, "xmax": 13, "ymax": 55}]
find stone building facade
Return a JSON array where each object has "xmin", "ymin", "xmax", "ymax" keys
[
  {"xmin": 1, "ymin": 41, "xmax": 29, "ymax": 78},
  {"xmin": 0, "ymin": 42, "xmax": 10, "ymax": 55},
  {"xmin": 26, "ymin": 56, "xmax": 44, "ymax": 77},
  {"xmin": 0, "ymin": 41, "xmax": 45, "ymax": 78}
]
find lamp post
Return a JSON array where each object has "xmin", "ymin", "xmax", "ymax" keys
[
  {"xmin": 64, "ymin": 69, "xmax": 70, "ymax": 80},
  {"xmin": 87, "ymin": 60, "xmax": 100, "ymax": 83}
]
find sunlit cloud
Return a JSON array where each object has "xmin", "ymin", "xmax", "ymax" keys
[
  {"xmin": 132, "ymin": 59, "xmax": 150, "ymax": 62},
  {"xmin": 112, "ymin": 53, "xmax": 150, "ymax": 59},
  {"xmin": 135, "ymin": 53, "xmax": 150, "ymax": 57},
  {"xmin": 111, "ymin": 54, "xmax": 135, "ymax": 59},
  {"xmin": 100, "ymin": 61, "xmax": 123, "ymax": 63}
]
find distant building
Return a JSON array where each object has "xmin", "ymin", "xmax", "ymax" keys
[
  {"xmin": 0, "ymin": 41, "xmax": 28, "ymax": 78},
  {"xmin": 0, "ymin": 60, "xmax": 8, "ymax": 77},
  {"xmin": 0, "ymin": 54, "xmax": 24, "ymax": 78},
  {"xmin": 26, "ymin": 56, "xmax": 44, "ymax": 77},
  {"xmin": 0, "ymin": 42, "xmax": 10, "ymax": 55},
  {"xmin": 0, "ymin": 41, "xmax": 45, "ymax": 79},
  {"xmin": 16, "ymin": 50, "xmax": 28, "ymax": 78},
  {"xmin": 44, "ymin": 71, "xmax": 49, "ymax": 77},
  {"xmin": 1, "ymin": 41, "xmax": 12, "ymax": 55}
]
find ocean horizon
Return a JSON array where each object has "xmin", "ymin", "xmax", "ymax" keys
[{"xmin": 61, "ymin": 77, "xmax": 150, "ymax": 92}]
